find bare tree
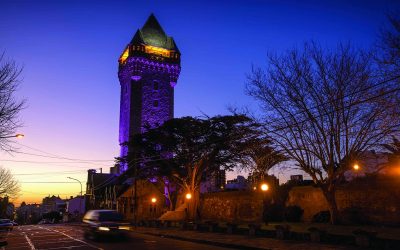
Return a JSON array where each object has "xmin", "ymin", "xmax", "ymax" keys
[
  {"xmin": 246, "ymin": 43, "xmax": 400, "ymax": 224},
  {"xmin": 0, "ymin": 52, "xmax": 25, "ymax": 151},
  {"xmin": 243, "ymin": 138, "xmax": 287, "ymax": 181},
  {"xmin": 377, "ymin": 12, "xmax": 400, "ymax": 79},
  {"xmin": 0, "ymin": 166, "xmax": 20, "ymax": 198}
]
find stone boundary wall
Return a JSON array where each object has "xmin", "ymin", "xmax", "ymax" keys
[
  {"xmin": 287, "ymin": 184, "xmax": 400, "ymax": 225},
  {"xmin": 200, "ymin": 191, "xmax": 263, "ymax": 223}
]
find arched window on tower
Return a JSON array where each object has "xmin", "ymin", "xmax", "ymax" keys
[
  {"xmin": 153, "ymin": 100, "xmax": 159, "ymax": 107},
  {"xmin": 153, "ymin": 80, "xmax": 159, "ymax": 90}
]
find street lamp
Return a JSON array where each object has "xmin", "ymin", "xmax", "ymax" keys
[
  {"xmin": 150, "ymin": 197, "xmax": 157, "ymax": 220},
  {"xmin": 261, "ymin": 183, "xmax": 269, "ymax": 191},
  {"xmin": 67, "ymin": 177, "xmax": 83, "ymax": 215},
  {"xmin": 185, "ymin": 192, "xmax": 192, "ymax": 221},
  {"xmin": 353, "ymin": 164, "xmax": 360, "ymax": 171},
  {"xmin": 0, "ymin": 133, "xmax": 24, "ymax": 139},
  {"xmin": 260, "ymin": 183, "xmax": 269, "ymax": 224}
]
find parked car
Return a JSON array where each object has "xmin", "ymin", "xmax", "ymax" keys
[
  {"xmin": 0, "ymin": 219, "xmax": 13, "ymax": 231},
  {"xmin": 38, "ymin": 219, "xmax": 53, "ymax": 225},
  {"xmin": 82, "ymin": 210, "xmax": 129, "ymax": 240},
  {"xmin": 0, "ymin": 219, "xmax": 13, "ymax": 247}
]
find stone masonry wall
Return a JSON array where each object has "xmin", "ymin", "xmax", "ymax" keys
[{"xmin": 200, "ymin": 191, "xmax": 263, "ymax": 223}]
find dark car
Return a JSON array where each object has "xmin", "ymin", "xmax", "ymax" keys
[
  {"xmin": 0, "ymin": 219, "xmax": 13, "ymax": 247},
  {"xmin": 0, "ymin": 219, "xmax": 13, "ymax": 231},
  {"xmin": 82, "ymin": 210, "xmax": 129, "ymax": 240}
]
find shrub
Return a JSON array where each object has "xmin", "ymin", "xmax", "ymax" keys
[
  {"xmin": 284, "ymin": 205, "xmax": 303, "ymax": 222},
  {"xmin": 312, "ymin": 210, "xmax": 330, "ymax": 223},
  {"xmin": 263, "ymin": 203, "xmax": 284, "ymax": 223},
  {"xmin": 341, "ymin": 206, "xmax": 370, "ymax": 225}
]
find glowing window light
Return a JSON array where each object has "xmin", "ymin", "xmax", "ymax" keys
[{"xmin": 145, "ymin": 45, "xmax": 171, "ymax": 57}]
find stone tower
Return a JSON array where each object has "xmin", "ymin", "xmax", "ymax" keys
[{"xmin": 118, "ymin": 14, "xmax": 181, "ymax": 172}]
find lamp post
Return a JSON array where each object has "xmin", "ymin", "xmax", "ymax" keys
[
  {"xmin": 0, "ymin": 134, "xmax": 24, "ymax": 139},
  {"xmin": 67, "ymin": 177, "xmax": 83, "ymax": 216},
  {"xmin": 260, "ymin": 183, "xmax": 269, "ymax": 224},
  {"xmin": 185, "ymin": 192, "xmax": 192, "ymax": 221},
  {"xmin": 151, "ymin": 197, "xmax": 157, "ymax": 220},
  {"xmin": 353, "ymin": 164, "xmax": 360, "ymax": 178}
]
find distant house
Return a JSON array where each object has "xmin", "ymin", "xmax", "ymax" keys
[
  {"xmin": 200, "ymin": 169, "xmax": 226, "ymax": 193},
  {"xmin": 86, "ymin": 169, "xmax": 117, "ymax": 210},
  {"xmin": 226, "ymin": 175, "xmax": 248, "ymax": 190},
  {"xmin": 66, "ymin": 196, "xmax": 85, "ymax": 215},
  {"xmin": 41, "ymin": 195, "xmax": 65, "ymax": 214}
]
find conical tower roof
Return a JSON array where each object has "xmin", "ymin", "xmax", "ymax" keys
[{"xmin": 130, "ymin": 14, "xmax": 179, "ymax": 52}]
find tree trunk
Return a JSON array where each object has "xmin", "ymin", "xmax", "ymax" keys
[{"xmin": 321, "ymin": 186, "xmax": 340, "ymax": 225}]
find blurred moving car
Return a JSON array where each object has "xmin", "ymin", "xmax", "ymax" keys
[
  {"xmin": 0, "ymin": 219, "xmax": 13, "ymax": 247},
  {"xmin": 82, "ymin": 210, "xmax": 129, "ymax": 240}
]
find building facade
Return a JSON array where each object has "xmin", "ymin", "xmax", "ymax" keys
[{"xmin": 117, "ymin": 14, "xmax": 181, "ymax": 173}]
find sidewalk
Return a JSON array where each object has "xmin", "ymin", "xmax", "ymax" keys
[{"xmin": 133, "ymin": 226, "xmax": 357, "ymax": 250}]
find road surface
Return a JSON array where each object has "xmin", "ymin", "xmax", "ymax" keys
[{"xmin": 4, "ymin": 224, "xmax": 231, "ymax": 250}]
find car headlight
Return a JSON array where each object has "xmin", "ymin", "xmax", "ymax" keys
[
  {"xmin": 118, "ymin": 226, "xmax": 130, "ymax": 230},
  {"xmin": 98, "ymin": 226, "xmax": 110, "ymax": 231}
]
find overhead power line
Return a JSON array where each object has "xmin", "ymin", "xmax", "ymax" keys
[
  {"xmin": 13, "ymin": 170, "xmax": 86, "ymax": 176},
  {"xmin": 20, "ymin": 181, "xmax": 85, "ymax": 184},
  {"xmin": 15, "ymin": 152, "xmax": 114, "ymax": 162}
]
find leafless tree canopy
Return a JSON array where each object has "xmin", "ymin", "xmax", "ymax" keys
[
  {"xmin": 377, "ymin": 12, "xmax": 400, "ymax": 77},
  {"xmin": 246, "ymin": 43, "xmax": 400, "ymax": 223},
  {"xmin": 0, "ymin": 53, "xmax": 25, "ymax": 151},
  {"xmin": 0, "ymin": 166, "xmax": 20, "ymax": 198}
]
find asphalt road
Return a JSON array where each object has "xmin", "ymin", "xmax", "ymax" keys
[{"xmin": 4, "ymin": 224, "xmax": 231, "ymax": 250}]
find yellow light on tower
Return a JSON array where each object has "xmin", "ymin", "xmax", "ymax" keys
[
  {"xmin": 185, "ymin": 193, "xmax": 192, "ymax": 200},
  {"xmin": 261, "ymin": 183, "xmax": 269, "ymax": 191},
  {"xmin": 119, "ymin": 47, "xmax": 129, "ymax": 64}
]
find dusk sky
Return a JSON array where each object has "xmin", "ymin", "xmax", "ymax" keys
[{"xmin": 1, "ymin": 0, "xmax": 398, "ymax": 205}]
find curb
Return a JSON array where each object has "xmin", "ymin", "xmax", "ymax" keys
[{"xmin": 137, "ymin": 231, "xmax": 271, "ymax": 250}]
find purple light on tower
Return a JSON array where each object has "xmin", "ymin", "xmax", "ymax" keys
[{"xmin": 117, "ymin": 14, "xmax": 181, "ymax": 173}]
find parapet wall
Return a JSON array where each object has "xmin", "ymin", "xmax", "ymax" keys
[{"xmin": 287, "ymin": 180, "xmax": 400, "ymax": 225}]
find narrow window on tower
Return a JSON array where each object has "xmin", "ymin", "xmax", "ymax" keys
[{"xmin": 153, "ymin": 100, "xmax": 159, "ymax": 107}]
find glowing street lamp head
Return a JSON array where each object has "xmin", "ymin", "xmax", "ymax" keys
[
  {"xmin": 15, "ymin": 134, "xmax": 24, "ymax": 139},
  {"xmin": 185, "ymin": 193, "xmax": 192, "ymax": 200},
  {"xmin": 151, "ymin": 197, "xmax": 157, "ymax": 203},
  {"xmin": 353, "ymin": 164, "xmax": 360, "ymax": 171},
  {"xmin": 261, "ymin": 183, "xmax": 269, "ymax": 191}
]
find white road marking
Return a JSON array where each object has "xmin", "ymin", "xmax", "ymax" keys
[
  {"xmin": 22, "ymin": 232, "xmax": 36, "ymax": 250},
  {"xmin": 37, "ymin": 226, "xmax": 102, "ymax": 250}
]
